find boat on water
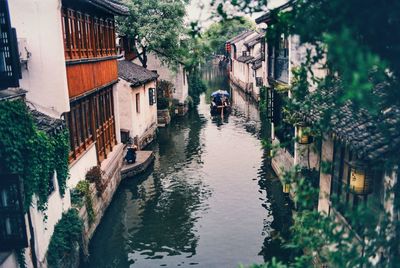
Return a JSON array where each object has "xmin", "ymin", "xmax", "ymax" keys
[{"xmin": 210, "ymin": 90, "xmax": 232, "ymax": 116}]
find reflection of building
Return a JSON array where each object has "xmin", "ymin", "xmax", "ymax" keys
[{"xmin": 118, "ymin": 60, "xmax": 158, "ymax": 149}]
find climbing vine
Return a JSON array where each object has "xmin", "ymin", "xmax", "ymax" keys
[
  {"xmin": 0, "ymin": 100, "xmax": 70, "ymax": 211},
  {"xmin": 75, "ymin": 180, "xmax": 96, "ymax": 226},
  {"xmin": 47, "ymin": 209, "xmax": 83, "ymax": 267}
]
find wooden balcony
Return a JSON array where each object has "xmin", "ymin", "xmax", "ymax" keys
[{"xmin": 66, "ymin": 58, "xmax": 118, "ymax": 99}]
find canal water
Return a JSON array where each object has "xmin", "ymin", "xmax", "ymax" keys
[{"xmin": 85, "ymin": 66, "xmax": 292, "ymax": 268}]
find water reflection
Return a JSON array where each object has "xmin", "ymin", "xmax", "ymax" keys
[{"xmin": 86, "ymin": 65, "xmax": 292, "ymax": 268}]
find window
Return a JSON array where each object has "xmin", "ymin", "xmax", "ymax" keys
[
  {"xmin": 331, "ymin": 141, "xmax": 385, "ymax": 224},
  {"xmin": 273, "ymin": 90, "xmax": 294, "ymax": 156},
  {"xmin": 149, "ymin": 88, "xmax": 155, "ymax": 106},
  {"xmin": 136, "ymin": 93, "xmax": 140, "ymax": 113},
  {"xmin": 61, "ymin": 7, "xmax": 116, "ymax": 60},
  {"xmin": 0, "ymin": 0, "xmax": 21, "ymax": 90},
  {"xmin": 267, "ymin": 36, "xmax": 289, "ymax": 84},
  {"xmin": 0, "ymin": 174, "xmax": 28, "ymax": 251},
  {"xmin": 66, "ymin": 86, "xmax": 116, "ymax": 162}
]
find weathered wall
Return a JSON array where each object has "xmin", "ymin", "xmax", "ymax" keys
[
  {"xmin": 68, "ymin": 145, "xmax": 98, "ymax": 188},
  {"xmin": 117, "ymin": 79, "xmax": 157, "ymax": 148},
  {"xmin": 317, "ymin": 136, "xmax": 334, "ymax": 214},
  {"xmin": 8, "ymin": 0, "xmax": 70, "ymax": 118},
  {"xmin": 134, "ymin": 53, "xmax": 188, "ymax": 104}
]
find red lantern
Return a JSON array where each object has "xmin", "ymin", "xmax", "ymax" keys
[{"xmin": 226, "ymin": 42, "xmax": 231, "ymax": 53}]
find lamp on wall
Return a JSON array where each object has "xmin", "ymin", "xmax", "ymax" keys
[
  {"xmin": 349, "ymin": 161, "xmax": 371, "ymax": 195},
  {"xmin": 296, "ymin": 122, "xmax": 313, "ymax": 145},
  {"xmin": 0, "ymin": 174, "xmax": 28, "ymax": 251},
  {"xmin": 282, "ymin": 182, "xmax": 290, "ymax": 194}
]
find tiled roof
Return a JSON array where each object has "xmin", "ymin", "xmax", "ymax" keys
[
  {"xmin": 302, "ymin": 84, "xmax": 400, "ymax": 162},
  {"xmin": 255, "ymin": 1, "xmax": 292, "ymax": 24},
  {"xmin": 237, "ymin": 55, "xmax": 254, "ymax": 63},
  {"xmin": 227, "ymin": 31, "xmax": 255, "ymax": 44},
  {"xmin": 85, "ymin": 0, "xmax": 129, "ymax": 16},
  {"xmin": 0, "ymin": 88, "xmax": 27, "ymax": 101},
  {"xmin": 244, "ymin": 33, "xmax": 264, "ymax": 48},
  {"xmin": 118, "ymin": 60, "xmax": 158, "ymax": 87},
  {"xmin": 251, "ymin": 54, "xmax": 263, "ymax": 70},
  {"xmin": 30, "ymin": 110, "xmax": 65, "ymax": 135}
]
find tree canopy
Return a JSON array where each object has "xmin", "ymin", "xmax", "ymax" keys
[
  {"xmin": 210, "ymin": 0, "xmax": 400, "ymax": 267},
  {"xmin": 118, "ymin": 0, "xmax": 189, "ymax": 68},
  {"xmin": 203, "ymin": 17, "xmax": 255, "ymax": 55}
]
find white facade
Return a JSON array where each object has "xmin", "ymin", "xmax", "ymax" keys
[
  {"xmin": 2, "ymin": 1, "xmax": 72, "ymax": 267},
  {"xmin": 135, "ymin": 53, "xmax": 188, "ymax": 104},
  {"xmin": 118, "ymin": 79, "xmax": 158, "ymax": 148},
  {"xmin": 8, "ymin": 0, "xmax": 70, "ymax": 118}
]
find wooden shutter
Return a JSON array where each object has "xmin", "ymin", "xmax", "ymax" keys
[
  {"xmin": 0, "ymin": 0, "xmax": 21, "ymax": 90},
  {"xmin": 0, "ymin": 174, "xmax": 28, "ymax": 251}
]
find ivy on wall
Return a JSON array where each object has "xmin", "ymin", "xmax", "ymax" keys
[
  {"xmin": 0, "ymin": 100, "xmax": 70, "ymax": 211},
  {"xmin": 47, "ymin": 209, "xmax": 83, "ymax": 267}
]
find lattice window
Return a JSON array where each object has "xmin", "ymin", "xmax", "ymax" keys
[
  {"xmin": 61, "ymin": 7, "xmax": 116, "ymax": 60},
  {"xmin": 0, "ymin": 174, "xmax": 28, "ymax": 251},
  {"xmin": 0, "ymin": 0, "xmax": 20, "ymax": 90},
  {"xmin": 66, "ymin": 86, "xmax": 116, "ymax": 163}
]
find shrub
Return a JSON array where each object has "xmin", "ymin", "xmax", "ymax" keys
[
  {"xmin": 47, "ymin": 209, "xmax": 83, "ymax": 267},
  {"xmin": 157, "ymin": 97, "xmax": 170, "ymax": 110},
  {"xmin": 85, "ymin": 166, "xmax": 105, "ymax": 196}
]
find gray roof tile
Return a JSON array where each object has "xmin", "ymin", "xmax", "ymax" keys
[{"xmin": 118, "ymin": 60, "xmax": 158, "ymax": 87}]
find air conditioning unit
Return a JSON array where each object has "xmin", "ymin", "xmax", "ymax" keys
[{"xmin": 18, "ymin": 38, "xmax": 31, "ymax": 64}]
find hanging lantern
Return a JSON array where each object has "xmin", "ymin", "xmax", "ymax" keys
[
  {"xmin": 282, "ymin": 182, "xmax": 290, "ymax": 194},
  {"xmin": 296, "ymin": 123, "xmax": 313, "ymax": 145},
  {"xmin": 349, "ymin": 161, "xmax": 371, "ymax": 195},
  {"xmin": 0, "ymin": 174, "xmax": 28, "ymax": 251}
]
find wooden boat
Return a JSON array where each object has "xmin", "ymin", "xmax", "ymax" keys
[{"xmin": 210, "ymin": 90, "xmax": 231, "ymax": 116}]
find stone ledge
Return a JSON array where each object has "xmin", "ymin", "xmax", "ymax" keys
[{"xmin": 121, "ymin": 151, "xmax": 155, "ymax": 179}]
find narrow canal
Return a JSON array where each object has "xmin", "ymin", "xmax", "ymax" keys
[{"xmin": 86, "ymin": 66, "xmax": 292, "ymax": 267}]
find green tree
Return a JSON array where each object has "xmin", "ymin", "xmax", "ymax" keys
[
  {"xmin": 203, "ymin": 17, "xmax": 255, "ymax": 55},
  {"xmin": 211, "ymin": 0, "xmax": 400, "ymax": 267},
  {"xmin": 118, "ymin": 0, "xmax": 189, "ymax": 68}
]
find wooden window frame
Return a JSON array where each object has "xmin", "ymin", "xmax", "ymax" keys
[
  {"xmin": 67, "ymin": 86, "xmax": 116, "ymax": 163},
  {"xmin": 136, "ymin": 93, "xmax": 141, "ymax": 113},
  {"xmin": 61, "ymin": 7, "xmax": 116, "ymax": 61}
]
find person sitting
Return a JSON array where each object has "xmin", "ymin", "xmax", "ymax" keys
[{"xmin": 125, "ymin": 145, "xmax": 137, "ymax": 164}]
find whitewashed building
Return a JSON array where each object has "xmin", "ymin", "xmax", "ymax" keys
[
  {"xmin": 0, "ymin": 0, "xmax": 128, "ymax": 267},
  {"xmin": 256, "ymin": 3, "xmax": 399, "ymax": 265},
  {"xmin": 226, "ymin": 31, "xmax": 264, "ymax": 102},
  {"xmin": 134, "ymin": 52, "xmax": 189, "ymax": 115},
  {"xmin": 117, "ymin": 60, "xmax": 158, "ymax": 149}
]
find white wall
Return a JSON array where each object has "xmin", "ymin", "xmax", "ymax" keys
[
  {"xmin": 117, "ymin": 79, "xmax": 157, "ymax": 141},
  {"xmin": 30, "ymin": 180, "xmax": 71, "ymax": 265},
  {"xmin": 68, "ymin": 145, "xmax": 98, "ymax": 188},
  {"xmin": 8, "ymin": 0, "xmax": 70, "ymax": 118},
  {"xmin": 134, "ymin": 53, "xmax": 188, "ymax": 104}
]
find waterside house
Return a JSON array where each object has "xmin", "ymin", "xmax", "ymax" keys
[
  {"xmin": 117, "ymin": 60, "xmax": 158, "ymax": 149},
  {"xmin": 226, "ymin": 30, "xmax": 264, "ymax": 101},
  {"xmin": 134, "ymin": 52, "xmax": 189, "ymax": 116},
  {"xmin": 0, "ymin": 0, "xmax": 129, "ymax": 266},
  {"xmin": 255, "ymin": 2, "xmax": 399, "ymax": 264}
]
